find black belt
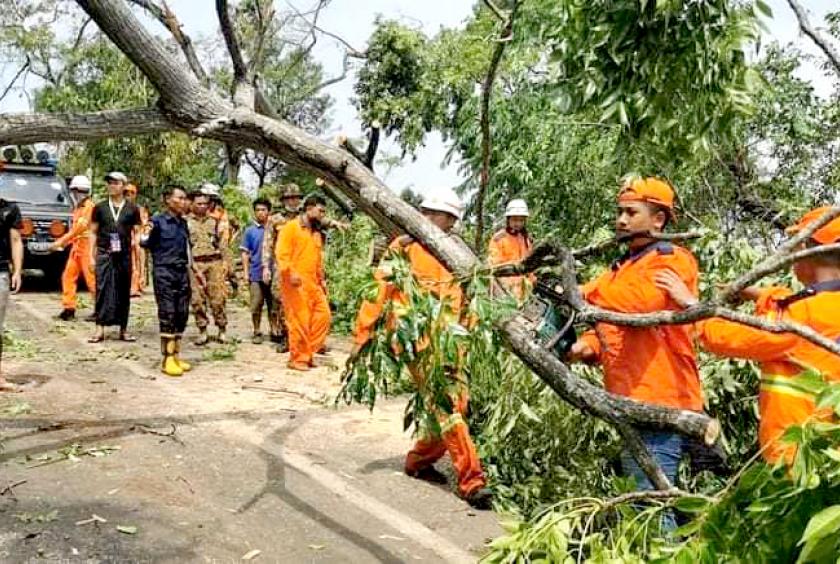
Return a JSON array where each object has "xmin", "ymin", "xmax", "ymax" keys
[{"xmin": 193, "ymin": 253, "xmax": 222, "ymax": 263}]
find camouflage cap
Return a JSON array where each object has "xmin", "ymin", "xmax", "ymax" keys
[{"xmin": 281, "ymin": 183, "xmax": 303, "ymax": 199}]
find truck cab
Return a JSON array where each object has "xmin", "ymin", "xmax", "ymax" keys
[{"xmin": 0, "ymin": 149, "xmax": 74, "ymax": 278}]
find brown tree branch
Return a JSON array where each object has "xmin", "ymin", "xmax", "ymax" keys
[
  {"xmin": 127, "ymin": 0, "xmax": 209, "ymax": 85},
  {"xmin": 481, "ymin": 0, "xmax": 509, "ymax": 22},
  {"xmin": 785, "ymin": 0, "xmax": 840, "ymax": 76},
  {"xmin": 721, "ymin": 206, "xmax": 840, "ymax": 302},
  {"xmin": 474, "ymin": 0, "xmax": 518, "ymax": 249},
  {"xmin": 0, "ymin": 60, "xmax": 29, "ymax": 103},
  {"xmin": 216, "ymin": 0, "xmax": 247, "ymax": 84},
  {"xmin": 0, "ymin": 108, "xmax": 174, "ymax": 144}
]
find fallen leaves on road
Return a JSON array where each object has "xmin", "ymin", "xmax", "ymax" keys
[
  {"xmin": 116, "ymin": 525, "xmax": 138, "ymax": 534},
  {"xmin": 241, "ymin": 548, "xmax": 261, "ymax": 560}
]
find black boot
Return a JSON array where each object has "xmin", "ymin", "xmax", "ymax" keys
[{"xmin": 57, "ymin": 309, "xmax": 75, "ymax": 321}]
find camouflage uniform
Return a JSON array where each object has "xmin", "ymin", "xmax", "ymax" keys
[
  {"xmin": 188, "ymin": 213, "xmax": 227, "ymax": 330},
  {"xmin": 262, "ymin": 208, "xmax": 297, "ymax": 338}
]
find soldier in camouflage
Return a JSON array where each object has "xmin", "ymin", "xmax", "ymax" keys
[{"xmin": 188, "ymin": 191, "xmax": 228, "ymax": 345}]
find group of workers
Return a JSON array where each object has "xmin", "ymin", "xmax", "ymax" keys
[
  {"xmin": 7, "ymin": 168, "xmax": 840, "ymax": 512},
  {"xmin": 347, "ymin": 177, "xmax": 840, "ymax": 511}
]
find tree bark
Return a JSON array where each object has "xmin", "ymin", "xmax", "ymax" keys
[{"xmin": 0, "ymin": 108, "xmax": 171, "ymax": 144}]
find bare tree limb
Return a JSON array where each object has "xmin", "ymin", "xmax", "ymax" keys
[
  {"xmin": 482, "ymin": 0, "xmax": 509, "ymax": 23},
  {"xmin": 0, "ymin": 60, "xmax": 29, "ymax": 104},
  {"xmin": 216, "ymin": 0, "xmax": 247, "ymax": 84},
  {"xmin": 618, "ymin": 427, "xmax": 672, "ymax": 490},
  {"xmin": 474, "ymin": 0, "xmax": 518, "ymax": 249},
  {"xmin": 127, "ymin": 0, "xmax": 209, "ymax": 85},
  {"xmin": 0, "ymin": 108, "xmax": 174, "ymax": 144},
  {"xmin": 785, "ymin": 0, "xmax": 840, "ymax": 76}
]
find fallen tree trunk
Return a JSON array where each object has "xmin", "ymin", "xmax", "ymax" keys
[{"xmin": 0, "ymin": 0, "xmax": 724, "ymax": 488}]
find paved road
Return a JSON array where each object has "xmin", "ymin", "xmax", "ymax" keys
[{"xmin": 0, "ymin": 289, "xmax": 500, "ymax": 562}]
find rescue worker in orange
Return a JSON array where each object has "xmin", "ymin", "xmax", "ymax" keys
[
  {"xmin": 51, "ymin": 175, "xmax": 96, "ymax": 321},
  {"xmin": 657, "ymin": 206, "xmax": 840, "ymax": 465},
  {"xmin": 125, "ymin": 183, "xmax": 149, "ymax": 297},
  {"xmin": 568, "ymin": 177, "xmax": 702, "ymax": 494},
  {"xmin": 275, "ymin": 194, "xmax": 331, "ymax": 371},
  {"xmin": 488, "ymin": 198, "xmax": 533, "ymax": 300},
  {"xmin": 351, "ymin": 195, "xmax": 493, "ymax": 509}
]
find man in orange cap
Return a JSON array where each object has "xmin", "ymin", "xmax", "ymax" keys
[
  {"xmin": 568, "ymin": 177, "xmax": 702, "ymax": 495},
  {"xmin": 658, "ymin": 206, "xmax": 840, "ymax": 464},
  {"xmin": 51, "ymin": 175, "xmax": 96, "ymax": 321},
  {"xmin": 124, "ymin": 183, "xmax": 149, "ymax": 297},
  {"xmin": 275, "ymin": 194, "xmax": 331, "ymax": 370},
  {"xmin": 488, "ymin": 198, "xmax": 533, "ymax": 300},
  {"xmin": 351, "ymin": 194, "xmax": 492, "ymax": 510}
]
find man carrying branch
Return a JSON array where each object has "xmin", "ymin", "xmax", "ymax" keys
[
  {"xmin": 351, "ymin": 194, "xmax": 492, "ymax": 510},
  {"xmin": 658, "ymin": 207, "xmax": 840, "ymax": 464},
  {"xmin": 568, "ymin": 177, "xmax": 703, "ymax": 494}
]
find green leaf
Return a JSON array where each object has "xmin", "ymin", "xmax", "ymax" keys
[
  {"xmin": 674, "ymin": 496, "xmax": 711, "ymax": 514},
  {"xmin": 117, "ymin": 525, "xmax": 138, "ymax": 535},
  {"xmin": 797, "ymin": 505, "xmax": 840, "ymax": 563},
  {"xmin": 755, "ymin": 0, "xmax": 773, "ymax": 18}
]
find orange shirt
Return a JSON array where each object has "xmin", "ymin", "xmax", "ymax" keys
[
  {"xmin": 275, "ymin": 217, "xmax": 324, "ymax": 282},
  {"xmin": 698, "ymin": 282, "xmax": 840, "ymax": 463},
  {"xmin": 488, "ymin": 229, "xmax": 533, "ymax": 298},
  {"xmin": 580, "ymin": 242, "xmax": 703, "ymax": 411},
  {"xmin": 55, "ymin": 198, "xmax": 94, "ymax": 249},
  {"xmin": 354, "ymin": 237, "xmax": 463, "ymax": 346}
]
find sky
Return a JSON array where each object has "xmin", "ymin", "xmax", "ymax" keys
[{"xmin": 0, "ymin": 0, "xmax": 837, "ymax": 196}]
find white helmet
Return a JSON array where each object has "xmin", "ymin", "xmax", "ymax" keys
[
  {"xmin": 200, "ymin": 183, "xmax": 221, "ymax": 197},
  {"xmin": 505, "ymin": 199, "xmax": 529, "ymax": 217},
  {"xmin": 420, "ymin": 194, "xmax": 463, "ymax": 220},
  {"xmin": 69, "ymin": 175, "xmax": 92, "ymax": 192}
]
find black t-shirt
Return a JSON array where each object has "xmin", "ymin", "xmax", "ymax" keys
[
  {"xmin": 0, "ymin": 200, "xmax": 22, "ymax": 272},
  {"xmin": 92, "ymin": 199, "xmax": 140, "ymax": 255}
]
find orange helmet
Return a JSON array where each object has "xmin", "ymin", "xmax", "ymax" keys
[
  {"xmin": 786, "ymin": 207, "xmax": 840, "ymax": 245},
  {"xmin": 618, "ymin": 177, "xmax": 676, "ymax": 214}
]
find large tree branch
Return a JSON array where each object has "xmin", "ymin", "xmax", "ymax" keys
[
  {"xmin": 786, "ymin": 0, "xmax": 840, "ymax": 76},
  {"xmin": 216, "ymin": 0, "xmax": 247, "ymax": 85},
  {"xmin": 0, "ymin": 108, "xmax": 174, "ymax": 144},
  {"xmin": 474, "ymin": 0, "xmax": 518, "ymax": 249},
  {"xmin": 127, "ymin": 0, "xmax": 209, "ymax": 85}
]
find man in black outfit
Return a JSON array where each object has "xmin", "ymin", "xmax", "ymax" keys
[
  {"xmin": 141, "ymin": 185, "xmax": 202, "ymax": 376},
  {"xmin": 0, "ymin": 197, "xmax": 23, "ymax": 392},
  {"xmin": 88, "ymin": 172, "xmax": 140, "ymax": 343}
]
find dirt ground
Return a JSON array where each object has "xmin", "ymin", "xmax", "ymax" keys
[{"xmin": 0, "ymin": 283, "xmax": 501, "ymax": 563}]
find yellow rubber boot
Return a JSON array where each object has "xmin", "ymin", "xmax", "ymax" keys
[
  {"xmin": 161, "ymin": 336, "xmax": 183, "ymax": 377},
  {"xmin": 174, "ymin": 336, "xmax": 192, "ymax": 372}
]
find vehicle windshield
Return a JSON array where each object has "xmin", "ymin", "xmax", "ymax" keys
[{"xmin": 0, "ymin": 173, "xmax": 66, "ymax": 205}]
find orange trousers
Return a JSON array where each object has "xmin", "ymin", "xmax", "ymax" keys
[
  {"xmin": 404, "ymin": 392, "xmax": 486, "ymax": 496},
  {"xmin": 281, "ymin": 278, "xmax": 331, "ymax": 365},
  {"xmin": 130, "ymin": 245, "xmax": 146, "ymax": 296},
  {"xmin": 61, "ymin": 244, "xmax": 95, "ymax": 310}
]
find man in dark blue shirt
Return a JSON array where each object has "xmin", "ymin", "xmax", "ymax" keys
[
  {"xmin": 240, "ymin": 198, "xmax": 273, "ymax": 344},
  {"xmin": 141, "ymin": 185, "xmax": 203, "ymax": 377}
]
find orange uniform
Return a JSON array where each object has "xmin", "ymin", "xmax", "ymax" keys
[
  {"xmin": 353, "ymin": 237, "xmax": 485, "ymax": 497},
  {"xmin": 698, "ymin": 284, "xmax": 840, "ymax": 463},
  {"xmin": 580, "ymin": 242, "xmax": 703, "ymax": 411},
  {"xmin": 275, "ymin": 217, "xmax": 331, "ymax": 366},
  {"xmin": 130, "ymin": 206, "xmax": 150, "ymax": 296},
  {"xmin": 56, "ymin": 198, "xmax": 96, "ymax": 310},
  {"xmin": 487, "ymin": 228, "xmax": 533, "ymax": 299}
]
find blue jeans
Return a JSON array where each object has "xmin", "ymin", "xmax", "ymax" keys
[{"xmin": 620, "ymin": 430, "xmax": 684, "ymax": 531}]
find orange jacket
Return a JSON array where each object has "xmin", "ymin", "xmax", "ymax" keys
[
  {"xmin": 697, "ymin": 282, "xmax": 840, "ymax": 463},
  {"xmin": 55, "ymin": 198, "xmax": 94, "ymax": 250},
  {"xmin": 275, "ymin": 217, "xmax": 325, "ymax": 284},
  {"xmin": 580, "ymin": 242, "xmax": 703, "ymax": 411},
  {"xmin": 354, "ymin": 236, "xmax": 463, "ymax": 346},
  {"xmin": 488, "ymin": 229, "xmax": 534, "ymax": 298}
]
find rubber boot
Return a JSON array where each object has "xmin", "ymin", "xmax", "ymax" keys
[
  {"xmin": 57, "ymin": 309, "xmax": 75, "ymax": 321},
  {"xmin": 160, "ymin": 335, "xmax": 183, "ymax": 377},
  {"xmin": 174, "ymin": 336, "xmax": 192, "ymax": 372}
]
